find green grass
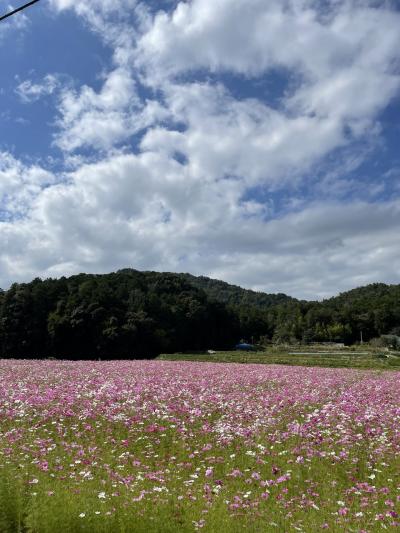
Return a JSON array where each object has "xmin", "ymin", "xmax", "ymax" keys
[
  {"xmin": 158, "ymin": 348, "xmax": 400, "ymax": 369},
  {"xmin": 1, "ymin": 420, "xmax": 398, "ymax": 532}
]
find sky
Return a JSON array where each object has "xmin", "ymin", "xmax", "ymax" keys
[{"xmin": 0, "ymin": 0, "xmax": 399, "ymax": 300}]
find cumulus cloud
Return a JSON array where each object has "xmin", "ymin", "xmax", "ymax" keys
[
  {"xmin": 136, "ymin": 0, "xmax": 400, "ymax": 144},
  {"xmin": 205, "ymin": 201, "xmax": 400, "ymax": 299},
  {"xmin": 55, "ymin": 68, "xmax": 139, "ymax": 151},
  {"xmin": 51, "ymin": 0, "xmax": 400, "ymax": 176},
  {"xmin": 142, "ymin": 82, "xmax": 345, "ymax": 187},
  {"xmin": 1, "ymin": 151, "xmax": 399, "ymax": 299},
  {"xmin": 1, "ymin": 0, "xmax": 400, "ymax": 298},
  {"xmin": 135, "ymin": 1, "xmax": 400, "ymax": 84},
  {"xmin": 55, "ymin": 68, "xmax": 168, "ymax": 151},
  {"xmin": 0, "ymin": 152, "xmax": 55, "ymax": 218}
]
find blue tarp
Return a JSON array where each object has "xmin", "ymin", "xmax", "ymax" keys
[{"xmin": 235, "ymin": 343, "xmax": 256, "ymax": 351}]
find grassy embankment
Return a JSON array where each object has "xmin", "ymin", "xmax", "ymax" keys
[{"xmin": 158, "ymin": 346, "xmax": 400, "ymax": 369}]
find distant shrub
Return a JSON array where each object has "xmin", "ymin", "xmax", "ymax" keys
[{"xmin": 378, "ymin": 335, "xmax": 400, "ymax": 350}]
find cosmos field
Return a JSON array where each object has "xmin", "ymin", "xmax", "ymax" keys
[{"xmin": 0, "ymin": 360, "xmax": 399, "ymax": 532}]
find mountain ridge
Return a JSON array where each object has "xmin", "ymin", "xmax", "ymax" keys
[{"xmin": 0, "ymin": 268, "xmax": 399, "ymax": 358}]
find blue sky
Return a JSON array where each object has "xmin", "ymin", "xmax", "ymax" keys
[
  {"xmin": 0, "ymin": 4, "xmax": 110, "ymax": 160},
  {"xmin": 0, "ymin": 0, "xmax": 399, "ymax": 299}
]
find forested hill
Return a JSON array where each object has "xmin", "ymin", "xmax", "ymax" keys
[
  {"xmin": 180, "ymin": 274, "xmax": 297, "ymax": 308},
  {"xmin": 307, "ymin": 283, "xmax": 400, "ymax": 342},
  {"xmin": 323, "ymin": 283, "xmax": 400, "ymax": 307},
  {"xmin": 0, "ymin": 269, "xmax": 399, "ymax": 359},
  {"xmin": 0, "ymin": 270, "xmax": 238, "ymax": 359},
  {"xmin": 182, "ymin": 276, "xmax": 400, "ymax": 345}
]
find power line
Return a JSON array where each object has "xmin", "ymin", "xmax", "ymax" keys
[{"xmin": 0, "ymin": 0, "xmax": 40, "ymax": 22}]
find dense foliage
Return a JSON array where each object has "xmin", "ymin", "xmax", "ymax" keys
[
  {"xmin": 181, "ymin": 274, "xmax": 296, "ymax": 308},
  {"xmin": 0, "ymin": 270, "xmax": 238, "ymax": 359},
  {"xmin": 194, "ymin": 278, "xmax": 400, "ymax": 345},
  {"xmin": 0, "ymin": 269, "xmax": 399, "ymax": 358}
]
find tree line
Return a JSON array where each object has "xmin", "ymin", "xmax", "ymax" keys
[
  {"xmin": 0, "ymin": 270, "xmax": 238, "ymax": 359},
  {"xmin": 200, "ymin": 280, "xmax": 400, "ymax": 346},
  {"xmin": 0, "ymin": 270, "xmax": 399, "ymax": 358}
]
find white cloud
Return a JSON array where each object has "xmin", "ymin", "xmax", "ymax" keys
[
  {"xmin": 135, "ymin": 0, "xmax": 400, "ymax": 162},
  {"xmin": 55, "ymin": 68, "xmax": 169, "ymax": 151},
  {"xmin": 203, "ymin": 201, "xmax": 400, "ymax": 300},
  {"xmin": 1, "ymin": 151, "xmax": 399, "ymax": 299},
  {"xmin": 136, "ymin": 0, "xmax": 400, "ymax": 150},
  {"xmin": 16, "ymin": 74, "xmax": 61, "ymax": 103},
  {"xmin": 51, "ymin": 0, "xmax": 400, "ymax": 178},
  {"xmin": 142, "ymin": 82, "xmax": 345, "ymax": 187},
  {"xmin": 135, "ymin": 0, "xmax": 400, "ymax": 84},
  {"xmin": 1, "ymin": 0, "xmax": 400, "ymax": 298},
  {"xmin": 55, "ymin": 68, "xmax": 139, "ymax": 151},
  {"xmin": 0, "ymin": 152, "xmax": 55, "ymax": 218}
]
